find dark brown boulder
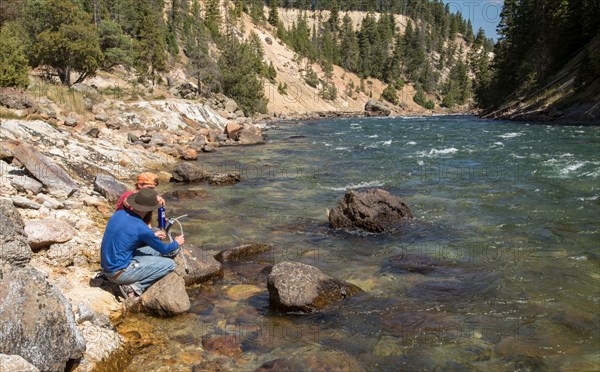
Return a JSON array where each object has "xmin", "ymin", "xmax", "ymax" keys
[
  {"xmin": 267, "ymin": 261, "xmax": 362, "ymax": 313},
  {"xmin": 328, "ymin": 189, "xmax": 413, "ymax": 233},
  {"xmin": 171, "ymin": 162, "xmax": 208, "ymax": 183}
]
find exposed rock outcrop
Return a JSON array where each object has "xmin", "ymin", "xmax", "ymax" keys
[
  {"xmin": 24, "ymin": 218, "xmax": 76, "ymax": 250},
  {"xmin": 0, "ymin": 354, "xmax": 39, "ymax": 372},
  {"xmin": 267, "ymin": 261, "xmax": 363, "ymax": 313},
  {"xmin": 364, "ymin": 99, "xmax": 391, "ymax": 116},
  {"xmin": 328, "ymin": 189, "xmax": 413, "ymax": 233},
  {"xmin": 0, "ymin": 199, "xmax": 32, "ymax": 267},
  {"xmin": 0, "ymin": 265, "xmax": 86, "ymax": 371},
  {"xmin": 93, "ymin": 174, "xmax": 128, "ymax": 202},
  {"xmin": 11, "ymin": 143, "xmax": 79, "ymax": 198}
]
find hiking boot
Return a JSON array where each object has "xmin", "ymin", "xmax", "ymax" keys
[{"xmin": 119, "ymin": 284, "xmax": 136, "ymax": 299}]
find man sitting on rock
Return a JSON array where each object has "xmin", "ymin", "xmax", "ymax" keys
[{"xmin": 101, "ymin": 188, "xmax": 184, "ymax": 298}]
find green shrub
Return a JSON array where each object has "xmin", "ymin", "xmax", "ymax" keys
[
  {"xmin": 304, "ymin": 66, "xmax": 319, "ymax": 88},
  {"xmin": 320, "ymin": 81, "xmax": 337, "ymax": 101},
  {"xmin": 381, "ymin": 85, "xmax": 399, "ymax": 105},
  {"xmin": 278, "ymin": 82, "xmax": 288, "ymax": 95}
]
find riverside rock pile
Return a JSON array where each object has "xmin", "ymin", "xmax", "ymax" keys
[{"xmin": 0, "ymin": 84, "xmax": 267, "ymax": 369}]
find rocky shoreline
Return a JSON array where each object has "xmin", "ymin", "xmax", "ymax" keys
[
  {"xmin": 1, "ymin": 87, "xmax": 410, "ymax": 370},
  {"xmin": 0, "ymin": 81, "xmax": 276, "ymax": 370}
]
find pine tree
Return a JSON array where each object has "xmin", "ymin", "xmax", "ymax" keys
[
  {"xmin": 133, "ymin": 2, "xmax": 167, "ymax": 84},
  {"xmin": 339, "ymin": 13, "xmax": 359, "ymax": 72},
  {"xmin": 98, "ymin": 20, "xmax": 133, "ymax": 69},
  {"xmin": 184, "ymin": 1, "xmax": 221, "ymax": 93},
  {"xmin": 33, "ymin": 0, "xmax": 104, "ymax": 86},
  {"xmin": 219, "ymin": 35, "xmax": 267, "ymax": 115},
  {"xmin": 205, "ymin": 0, "xmax": 221, "ymax": 37},
  {"xmin": 268, "ymin": 0, "xmax": 280, "ymax": 27},
  {"xmin": 0, "ymin": 24, "xmax": 29, "ymax": 88},
  {"xmin": 386, "ymin": 33, "xmax": 404, "ymax": 83}
]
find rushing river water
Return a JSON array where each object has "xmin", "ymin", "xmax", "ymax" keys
[{"xmin": 122, "ymin": 116, "xmax": 599, "ymax": 371}]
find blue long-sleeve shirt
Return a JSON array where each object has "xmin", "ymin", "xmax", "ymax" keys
[{"xmin": 100, "ymin": 210, "xmax": 179, "ymax": 273}]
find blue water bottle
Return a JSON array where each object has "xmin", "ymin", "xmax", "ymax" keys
[{"xmin": 158, "ymin": 207, "xmax": 166, "ymax": 229}]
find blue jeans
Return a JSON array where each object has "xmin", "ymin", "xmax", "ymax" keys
[{"xmin": 106, "ymin": 247, "xmax": 176, "ymax": 295}]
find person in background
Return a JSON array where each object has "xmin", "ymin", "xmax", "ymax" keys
[
  {"xmin": 115, "ymin": 172, "xmax": 165, "ymax": 211},
  {"xmin": 101, "ymin": 188, "xmax": 184, "ymax": 298},
  {"xmin": 115, "ymin": 172, "xmax": 166, "ymax": 235}
]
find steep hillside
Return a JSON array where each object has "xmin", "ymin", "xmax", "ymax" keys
[
  {"xmin": 238, "ymin": 11, "xmax": 430, "ymax": 116},
  {"xmin": 484, "ymin": 37, "xmax": 600, "ymax": 124}
]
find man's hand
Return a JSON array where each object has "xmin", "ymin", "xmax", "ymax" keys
[
  {"xmin": 154, "ymin": 230, "xmax": 167, "ymax": 240},
  {"xmin": 174, "ymin": 235, "xmax": 185, "ymax": 246},
  {"xmin": 157, "ymin": 195, "xmax": 165, "ymax": 206}
]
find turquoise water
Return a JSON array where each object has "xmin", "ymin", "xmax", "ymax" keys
[{"xmin": 127, "ymin": 116, "xmax": 600, "ymax": 371}]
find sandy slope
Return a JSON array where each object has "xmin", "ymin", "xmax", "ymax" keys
[{"xmin": 238, "ymin": 11, "xmax": 431, "ymax": 116}]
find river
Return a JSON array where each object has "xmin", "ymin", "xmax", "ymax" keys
[{"xmin": 122, "ymin": 115, "xmax": 599, "ymax": 371}]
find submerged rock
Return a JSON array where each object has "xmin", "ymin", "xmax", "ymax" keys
[
  {"xmin": 328, "ymin": 188, "xmax": 413, "ymax": 233},
  {"xmin": 383, "ymin": 252, "xmax": 459, "ymax": 275},
  {"xmin": 207, "ymin": 172, "xmax": 241, "ymax": 185},
  {"xmin": 267, "ymin": 261, "xmax": 363, "ymax": 313},
  {"xmin": 174, "ymin": 246, "xmax": 223, "ymax": 285},
  {"xmin": 140, "ymin": 272, "xmax": 190, "ymax": 317},
  {"xmin": 214, "ymin": 243, "xmax": 272, "ymax": 263},
  {"xmin": 0, "ymin": 199, "xmax": 32, "ymax": 267},
  {"xmin": 0, "ymin": 265, "xmax": 86, "ymax": 371},
  {"xmin": 165, "ymin": 188, "xmax": 208, "ymax": 200},
  {"xmin": 201, "ymin": 336, "xmax": 243, "ymax": 358}
]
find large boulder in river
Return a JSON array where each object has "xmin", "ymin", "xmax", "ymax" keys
[
  {"xmin": 364, "ymin": 99, "xmax": 391, "ymax": 116},
  {"xmin": 93, "ymin": 174, "xmax": 128, "ymax": 202},
  {"xmin": 0, "ymin": 265, "xmax": 86, "ymax": 371},
  {"xmin": 140, "ymin": 272, "xmax": 190, "ymax": 316},
  {"xmin": 237, "ymin": 127, "xmax": 265, "ymax": 145},
  {"xmin": 24, "ymin": 218, "xmax": 75, "ymax": 250},
  {"xmin": 328, "ymin": 189, "xmax": 413, "ymax": 233},
  {"xmin": 174, "ymin": 246, "xmax": 223, "ymax": 285},
  {"xmin": 11, "ymin": 143, "xmax": 79, "ymax": 198},
  {"xmin": 0, "ymin": 199, "xmax": 32, "ymax": 267},
  {"xmin": 171, "ymin": 162, "xmax": 208, "ymax": 183},
  {"xmin": 267, "ymin": 261, "xmax": 363, "ymax": 313}
]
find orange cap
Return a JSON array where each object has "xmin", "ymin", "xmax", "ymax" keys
[{"xmin": 136, "ymin": 172, "xmax": 158, "ymax": 188}]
